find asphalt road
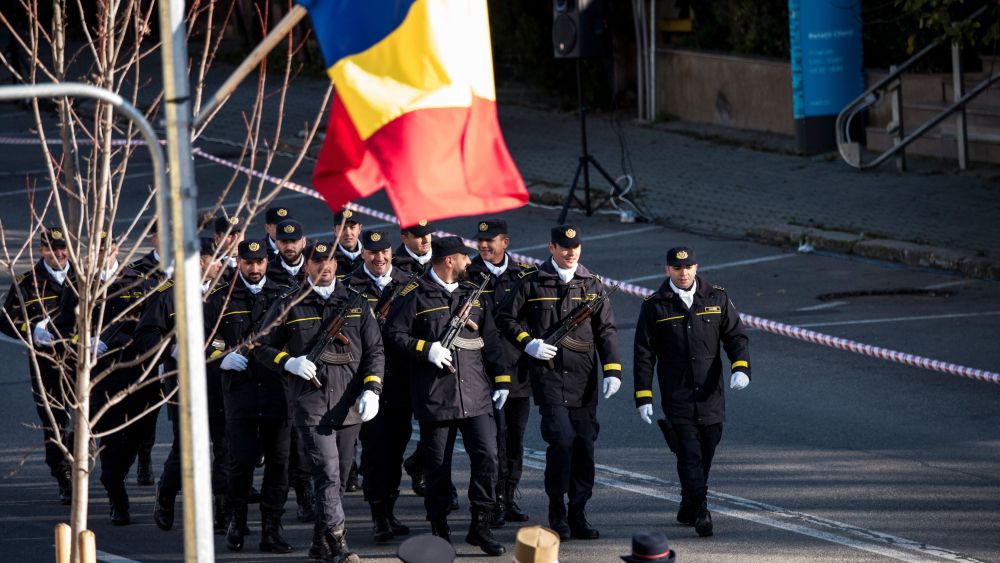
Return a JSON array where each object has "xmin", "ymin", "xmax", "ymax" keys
[{"xmin": 0, "ymin": 105, "xmax": 998, "ymax": 563}]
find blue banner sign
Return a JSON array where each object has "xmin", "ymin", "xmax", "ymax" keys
[{"xmin": 789, "ymin": 0, "xmax": 864, "ymax": 118}]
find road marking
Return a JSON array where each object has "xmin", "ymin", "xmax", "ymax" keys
[
  {"xmin": 796, "ymin": 300, "xmax": 848, "ymax": 312},
  {"xmin": 97, "ymin": 550, "xmax": 142, "ymax": 563},
  {"xmin": 796, "ymin": 311, "xmax": 1000, "ymax": 328},
  {"xmin": 509, "ymin": 225, "xmax": 661, "ymax": 253},
  {"xmin": 622, "ymin": 253, "xmax": 797, "ymax": 283},
  {"xmin": 922, "ymin": 280, "xmax": 970, "ymax": 290}
]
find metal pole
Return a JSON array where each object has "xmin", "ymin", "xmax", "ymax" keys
[
  {"xmin": 648, "ymin": 0, "xmax": 656, "ymax": 121},
  {"xmin": 951, "ymin": 41, "xmax": 968, "ymax": 170},
  {"xmin": 157, "ymin": 1, "xmax": 215, "ymax": 561}
]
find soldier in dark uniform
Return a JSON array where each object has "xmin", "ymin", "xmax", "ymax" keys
[
  {"xmin": 347, "ymin": 229, "xmax": 414, "ymax": 543},
  {"xmin": 468, "ymin": 219, "xmax": 534, "ymax": 526},
  {"xmin": 496, "ymin": 225, "xmax": 622, "ymax": 542},
  {"xmin": 255, "ymin": 241, "xmax": 385, "ymax": 563},
  {"xmin": 384, "ymin": 236, "xmax": 508, "ymax": 556},
  {"xmin": 332, "ymin": 208, "xmax": 363, "ymax": 280},
  {"xmin": 1, "ymin": 226, "xmax": 73, "ymax": 503},
  {"xmin": 267, "ymin": 219, "xmax": 307, "ymax": 289},
  {"xmin": 206, "ymin": 240, "xmax": 297, "ymax": 553},
  {"xmin": 263, "ymin": 205, "xmax": 293, "ymax": 258},
  {"xmin": 213, "ymin": 215, "xmax": 243, "ymax": 283},
  {"xmin": 134, "ymin": 239, "xmax": 229, "ymax": 531},
  {"xmin": 633, "ymin": 246, "xmax": 751, "ymax": 538}
]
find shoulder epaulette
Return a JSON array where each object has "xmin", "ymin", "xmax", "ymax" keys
[
  {"xmin": 157, "ymin": 280, "xmax": 175, "ymax": 293},
  {"xmin": 643, "ymin": 293, "xmax": 654, "ymax": 301},
  {"xmin": 209, "ymin": 285, "xmax": 227, "ymax": 295},
  {"xmin": 517, "ymin": 265, "xmax": 538, "ymax": 279},
  {"xmin": 594, "ymin": 274, "xmax": 603, "ymax": 283},
  {"xmin": 713, "ymin": 284, "xmax": 726, "ymax": 292},
  {"xmin": 399, "ymin": 281, "xmax": 419, "ymax": 297},
  {"xmin": 15, "ymin": 271, "xmax": 29, "ymax": 284},
  {"xmin": 277, "ymin": 285, "xmax": 299, "ymax": 300}
]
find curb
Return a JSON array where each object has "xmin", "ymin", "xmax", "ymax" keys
[{"xmin": 753, "ymin": 224, "xmax": 1000, "ymax": 279}]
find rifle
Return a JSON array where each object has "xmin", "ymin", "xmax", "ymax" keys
[
  {"xmin": 376, "ymin": 271, "xmax": 417, "ymax": 323},
  {"xmin": 540, "ymin": 283, "xmax": 619, "ymax": 368},
  {"xmin": 302, "ymin": 288, "xmax": 364, "ymax": 389},
  {"xmin": 438, "ymin": 271, "xmax": 491, "ymax": 374}
]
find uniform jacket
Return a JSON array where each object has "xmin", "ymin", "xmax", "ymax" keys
[
  {"xmin": 391, "ymin": 244, "xmax": 431, "ymax": 276},
  {"xmin": 633, "ymin": 275, "xmax": 750, "ymax": 425},
  {"xmin": 495, "ymin": 260, "xmax": 621, "ymax": 408},
  {"xmin": 469, "ymin": 254, "xmax": 534, "ymax": 399},
  {"xmin": 383, "ymin": 273, "xmax": 509, "ymax": 423},
  {"xmin": 334, "ymin": 244, "xmax": 363, "ymax": 280},
  {"xmin": 266, "ymin": 255, "xmax": 306, "ymax": 289},
  {"xmin": 126, "ymin": 250, "xmax": 165, "ymax": 284},
  {"xmin": 1, "ymin": 259, "xmax": 68, "ymax": 342},
  {"xmin": 255, "ymin": 282, "xmax": 384, "ymax": 427}
]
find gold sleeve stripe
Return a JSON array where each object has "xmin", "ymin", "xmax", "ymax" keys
[
  {"xmin": 526, "ymin": 297, "xmax": 560, "ymax": 302},
  {"xmin": 222, "ymin": 310, "xmax": 250, "ymax": 317},
  {"xmin": 286, "ymin": 316, "xmax": 322, "ymax": 325},
  {"xmin": 24, "ymin": 295, "xmax": 58, "ymax": 306},
  {"xmin": 635, "ymin": 390, "xmax": 653, "ymax": 398},
  {"xmin": 655, "ymin": 315, "xmax": 685, "ymax": 323},
  {"xmin": 696, "ymin": 310, "xmax": 722, "ymax": 316},
  {"xmin": 416, "ymin": 306, "xmax": 449, "ymax": 316},
  {"xmin": 416, "ymin": 339, "xmax": 426, "ymax": 352},
  {"xmin": 732, "ymin": 360, "xmax": 749, "ymax": 369},
  {"xmin": 273, "ymin": 351, "xmax": 289, "ymax": 364},
  {"xmin": 603, "ymin": 363, "xmax": 622, "ymax": 371},
  {"xmin": 494, "ymin": 375, "xmax": 511, "ymax": 383},
  {"xmin": 516, "ymin": 331, "xmax": 531, "ymax": 343},
  {"xmin": 364, "ymin": 375, "xmax": 382, "ymax": 384}
]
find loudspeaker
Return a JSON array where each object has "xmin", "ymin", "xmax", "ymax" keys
[{"xmin": 552, "ymin": 0, "xmax": 610, "ymax": 59}]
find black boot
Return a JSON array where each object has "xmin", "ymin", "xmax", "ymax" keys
[
  {"xmin": 490, "ymin": 485, "xmax": 506, "ymax": 529},
  {"xmin": 694, "ymin": 501, "xmax": 713, "ymax": 537},
  {"xmin": 403, "ymin": 451, "xmax": 425, "ymax": 496},
  {"xmin": 323, "ymin": 525, "xmax": 360, "ymax": 563},
  {"xmin": 465, "ymin": 508, "xmax": 506, "ymax": 556},
  {"xmin": 153, "ymin": 483, "xmax": 176, "ymax": 531},
  {"xmin": 504, "ymin": 481, "xmax": 529, "ymax": 522},
  {"xmin": 226, "ymin": 503, "xmax": 247, "ymax": 552},
  {"xmin": 213, "ymin": 495, "xmax": 230, "ymax": 535},
  {"xmin": 345, "ymin": 461, "xmax": 359, "ymax": 493},
  {"xmin": 259, "ymin": 509, "xmax": 294, "ymax": 553},
  {"xmin": 109, "ymin": 489, "xmax": 131, "ymax": 526},
  {"xmin": 386, "ymin": 491, "xmax": 410, "ymax": 536},
  {"xmin": 430, "ymin": 517, "xmax": 451, "ymax": 543},
  {"xmin": 548, "ymin": 498, "xmax": 570, "ymax": 541},
  {"xmin": 56, "ymin": 469, "xmax": 72, "ymax": 506},
  {"xmin": 448, "ymin": 485, "xmax": 460, "ymax": 513},
  {"xmin": 568, "ymin": 504, "xmax": 600, "ymax": 540},
  {"xmin": 296, "ymin": 483, "xmax": 316, "ymax": 523},
  {"xmin": 136, "ymin": 447, "xmax": 154, "ymax": 486},
  {"xmin": 308, "ymin": 522, "xmax": 330, "ymax": 560},
  {"xmin": 676, "ymin": 499, "xmax": 698, "ymax": 526},
  {"xmin": 369, "ymin": 500, "xmax": 393, "ymax": 543}
]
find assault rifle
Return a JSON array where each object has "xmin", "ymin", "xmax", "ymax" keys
[
  {"xmin": 438, "ymin": 271, "xmax": 491, "ymax": 374},
  {"xmin": 303, "ymin": 288, "xmax": 364, "ymax": 389},
  {"xmin": 540, "ymin": 283, "xmax": 619, "ymax": 368},
  {"xmin": 376, "ymin": 271, "xmax": 417, "ymax": 323}
]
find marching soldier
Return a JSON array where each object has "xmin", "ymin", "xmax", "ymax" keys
[
  {"xmin": 496, "ymin": 225, "xmax": 622, "ymax": 541},
  {"xmin": 255, "ymin": 241, "xmax": 385, "ymax": 563},
  {"xmin": 267, "ymin": 219, "xmax": 308, "ymax": 288},
  {"xmin": 633, "ymin": 246, "xmax": 751, "ymax": 538},
  {"xmin": 384, "ymin": 236, "xmax": 508, "ymax": 556},
  {"xmin": 333, "ymin": 208, "xmax": 363, "ymax": 279},
  {"xmin": 213, "ymin": 215, "xmax": 243, "ymax": 283},
  {"xmin": 1, "ymin": 226, "xmax": 73, "ymax": 503},
  {"xmin": 347, "ymin": 229, "xmax": 414, "ymax": 543},
  {"xmin": 469, "ymin": 219, "xmax": 533, "ymax": 526},
  {"xmin": 263, "ymin": 205, "xmax": 293, "ymax": 258},
  {"xmin": 204, "ymin": 239, "xmax": 296, "ymax": 553}
]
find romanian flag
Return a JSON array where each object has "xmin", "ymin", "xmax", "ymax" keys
[{"xmin": 300, "ymin": 0, "xmax": 528, "ymax": 228}]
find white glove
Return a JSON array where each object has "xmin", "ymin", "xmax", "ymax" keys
[
  {"xmin": 90, "ymin": 337, "xmax": 108, "ymax": 355},
  {"xmin": 220, "ymin": 351, "xmax": 249, "ymax": 372},
  {"xmin": 525, "ymin": 338, "xmax": 557, "ymax": 360},
  {"xmin": 602, "ymin": 376, "xmax": 621, "ymax": 399},
  {"xmin": 285, "ymin": 355, "xmax": 317, "ymax": 380},
  {"xmin": 170, "ymin": 343, "xmax": 178, "ymax": 360},
  {"xmin": 358, "ymin": 390, "xmax": 379, "ymax": 422},
  {"xmin": 427, "ymin": 341, "xmax": 453, "ymax": 369},
  {"xmin": 730, "ymin": 371, "xmax": 750, "ymax": 390},
  {"xmin": 492, "ymin": 389, "xmax": 509, "ymax": 410},
  {"xmin": 638, "ymin": 404, "xmax": 653, "ymax": 424},
  {"xmin": 32, "ymin": 319, "xmax": 54, "ymax": 347}
]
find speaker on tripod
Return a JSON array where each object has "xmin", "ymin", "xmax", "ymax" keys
[{"xmin": 551, "ymin": 0, "xmax": 618, "ymax": 224}]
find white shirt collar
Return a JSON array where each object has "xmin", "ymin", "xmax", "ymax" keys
[
  {"xmin": 99, "ymin": 259, "xmax": 120, "ymax": 282},
  {"xmin": 281, "ymin": 255, "xmax": 304, "ymax": 276},
  {"xmin": 309, "ymin": 277, "xmax": 336, "ymax": 299},
  {"xmin": 364, "ymin": 264, "xmax": 393, "ymax": 290},
  {"xmin": 550, "ymin": 258, "xmax": 578, "ymax": 283},
  {"xmin": 669, "ymin": 279, "xmax": 697, "ymax": 309},
  {"xmin": 339, "ymin": 243, "xmax": 362, "ymax": 261},
  {"xmin": 240, "ymin": 272, "xmax": 266, "ymax": 295},
  {"xmin": 405, "ymin": 245, "xmax": 432, "ymax": 266},
  {"xmin": 484, "ymin": 254, "xmax": 509, "ymax": 277},
  {"xmin": 267, "ymin": 236, "xmax": 279, "ymax": 253},
  {"xmin": 43, "ymin": 260, "xmax": 70, "ymax": 285},
  {"xmin": 200, "ymin": 280, "xmax": 212, "ymax": 294},
  {"xmin": 429, "ymin": 267, "xmax": 458, "ymax": 293}
]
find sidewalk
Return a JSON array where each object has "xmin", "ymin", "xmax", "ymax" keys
[{"xmin": 496, "ymin": 101, "xmax": 1000, "ymax": 278}]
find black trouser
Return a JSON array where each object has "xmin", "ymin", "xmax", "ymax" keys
[
  {"xmin": 538, "ymin": 404, "xmax": 599, "ymax": 508},
  {"xmin": 302, "ymin": 423, "xmax": 362, "ymax": 530},
  {"xmin": 288, "ymin": 423, "xmax": 313, "ymax": 492},
  {"xmin": 419, "ymin": 413, "xmax": 498, "ymax": 520},
  {"xmin": 29, "ymin": 361, "xmax": 72, "ymax": 478},
  {"xmin": 98, "ymin": 407, "xmax": 159, "ymax": 501},
  {"xmin": 495, "ymin": 396, "xmax": 530, "ymax": 490},
  {"xmin": 138, "ymin": 407, "xmax": 158, "ymax": 459},
  {"xmin": 227, "ymin": 417, "xmax": 290, "ymax": 513},
  {"xmin": 159, "ymin": 403, "xmax": 229, "ymax": 498},
  {"xmin": 671, "ymin": 421, "xmax": 723, "ymax": 505},
  {"xmin": 359, "ymin": 392, "xmax": 413, "ymax": 502}
]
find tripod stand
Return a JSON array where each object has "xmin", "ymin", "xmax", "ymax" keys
[{"xmin": 558, "ymin": 58, "xmax": 620, "ymax": 224}]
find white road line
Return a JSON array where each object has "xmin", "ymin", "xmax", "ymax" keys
[
  {"xmin": 922, "ymin": 280, "xmax": 971, "ymax": 290},
  {"xmin": 622, "ymin": 253, "xmax": 797, "ymax": 283},
  {"xmin": 796, "ymin": 300, "xmax": 848, "ymax": 312},
  {"xmin": 96, "ymin": 550, "xmax": 142, "ymax": 563},
  {"xmin": 796, "ymin": 311, "xmax": 1000, "ymax": 328},
  {"xmin": 509, "ymin": 225, "xmax": 661, "ymax": 253}
]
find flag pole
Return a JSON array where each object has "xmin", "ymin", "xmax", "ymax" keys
[
  {"xmin": 158, "ymin": 0, "xmax": 215, "ymax": 561},
  {"xmin": 194, "ymin": 5, "xmax": 308, "ymax": 130}
]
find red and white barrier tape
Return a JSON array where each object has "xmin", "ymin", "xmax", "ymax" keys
[{"xmin": 3, "ymin": 135, "xmax": 998, "ymax": 385}]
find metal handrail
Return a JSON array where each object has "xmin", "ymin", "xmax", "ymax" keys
[{"xmin": 836, "ymin": 5, "xmax": 990, "ymax": 169}]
